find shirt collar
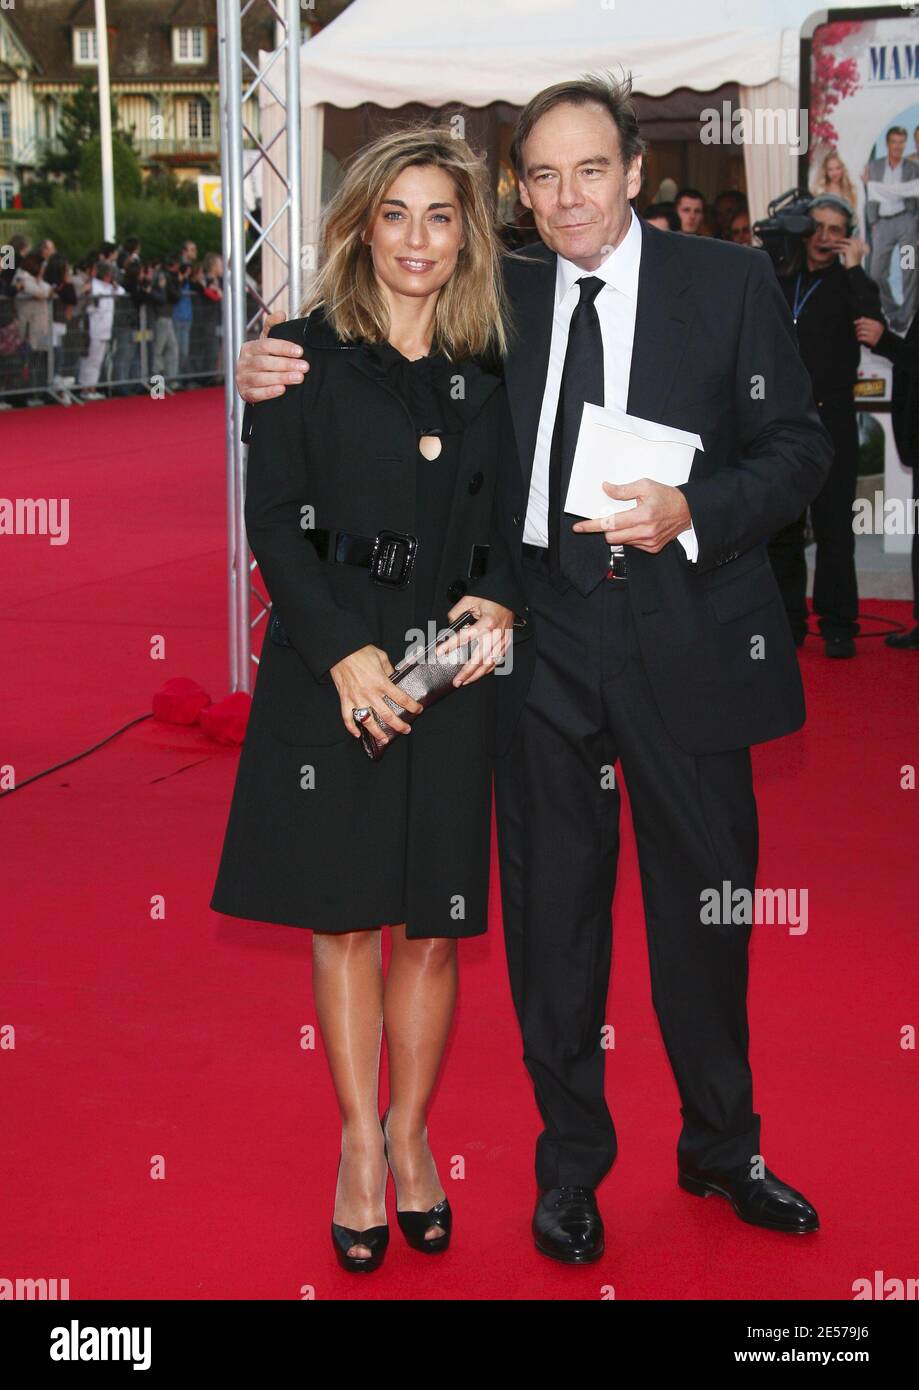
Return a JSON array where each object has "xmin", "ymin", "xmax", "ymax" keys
[{"xmin": 555, "ymin": 206, "xmax": 641, "ymax": 308}]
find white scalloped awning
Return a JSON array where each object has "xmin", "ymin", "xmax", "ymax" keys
[{"xmin": 297, "ymin": 0, "xmax": 869, "ymax": 109}]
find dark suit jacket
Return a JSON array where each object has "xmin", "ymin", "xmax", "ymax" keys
[{"xmin": 493, "ymin": 221, "xmax": 834, "ymax": 756}]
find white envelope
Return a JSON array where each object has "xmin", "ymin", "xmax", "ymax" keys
[{"xmin": 564, "ymin": 402, "xmax": 703, "ymax": 519}]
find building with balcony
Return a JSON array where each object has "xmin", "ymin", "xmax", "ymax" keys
[{"xmin": 0, "ymin": 0, "xmax": 275, "ymax": 207}]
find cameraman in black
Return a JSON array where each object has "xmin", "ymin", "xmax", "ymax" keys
[{"xmin": 768, "ymin": 195, "xmax": 885, "ymax": 656}]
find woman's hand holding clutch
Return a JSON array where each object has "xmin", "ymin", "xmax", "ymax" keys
[
  {"xmin": 329, "ymin": 645, "xmax": 424, "ymax": 738},
  {"xmin": 445, "ymin": 599, "xmax": 516, "ymax": 687}
]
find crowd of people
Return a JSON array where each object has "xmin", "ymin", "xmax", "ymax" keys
[{"xmin": 0, "ymin": 234, "xmax": 225, "ymax": 406}]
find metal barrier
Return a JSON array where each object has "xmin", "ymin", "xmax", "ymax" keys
[{"xmin": 0, "ymin": 293, "xmax": 225, "ymax": 403}]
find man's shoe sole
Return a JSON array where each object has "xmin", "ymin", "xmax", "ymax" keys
[{"xmin": 678, "ymin": 1172, "xmax": 819, "ymax": 1233}]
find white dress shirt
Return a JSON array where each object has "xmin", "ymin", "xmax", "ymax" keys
[
  {"xmin": 523, "ymin": 206, "xmax": 698, "ymax": 563},
  {"xmin": 879, "ymin": 158, "xmax": 905, "ymax": 217}
]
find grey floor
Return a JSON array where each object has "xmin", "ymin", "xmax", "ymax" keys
[{"xmin": 807, "ymin": 532, "xmax": 912, "ymax": 601}]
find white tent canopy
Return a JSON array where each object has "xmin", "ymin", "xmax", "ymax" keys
[
  {"xmin": 299, "ymin": 0, "xmax": 821, "ymax": 106},
  {"xmin": 259, "ymin": 0, "xmax": 872, "ymax": 310}
]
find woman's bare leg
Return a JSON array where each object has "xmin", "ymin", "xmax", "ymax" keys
[
  {"xmin": 383, "ymin": 924, "xmax": 458, "ymax": 1239},
  {"xmin": 312, "ymin": 927, "xmax": 387, "ymax": 1259}
]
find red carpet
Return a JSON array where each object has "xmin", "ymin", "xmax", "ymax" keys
[{"xmin": 2, "ymin": 392, "xmax": 917, "ymax": 1300}]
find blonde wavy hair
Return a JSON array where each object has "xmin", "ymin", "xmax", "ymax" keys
[
  {"xmin": 812, "ymin": 151, "xmax": 858, "ymax": 215},
  {"xmin": 299, "ymin": 126, "xmax": 509, "ymax": 360}
]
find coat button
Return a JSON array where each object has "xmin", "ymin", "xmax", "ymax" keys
[
  {"xmin": 468, "ymin": 471, "xmax": 484, "ymax": 495},
  {"xmin": 512, "ymin": 512, "xmax": 521, "ymax": 526},
  {"xmin": 448, "ymin": 579, "xmax": 467, "ymax": 603}
]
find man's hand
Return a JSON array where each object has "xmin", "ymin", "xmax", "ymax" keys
[
  {"xmin": 329, "ymin": 645, "xmax": 424, "ymax": 738},
  {"xmin": 572, "ymin": 479, "xmax": 692, "ymax": 553},
  {"xmin": 839, "ymin": 235, "xmax": 869, "ymax": 269},
  {"xmin": 443, "ymin": 599, "xmax": 515, "ymax": 687},
  {"xmin": 236, "ymin": 309, "xmax": 309, "ymax": 404},
  {"xmin": 854, "ymin": 316, "xmax": 885, "ymax": 348}
]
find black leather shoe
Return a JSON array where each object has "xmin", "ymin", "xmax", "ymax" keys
[
  {"xmin": 678, "ymin": 1162, "xmax": 819, "ymax": 1233},
  {"xmin": 824, "ymin": 634, "xmax": 856, "ymax": 658},
  {"xmin": 886, "ymin": 625, "xmax": 919, "ymax": 650},
  {"xmin": 533, "ymin": 1186, "xmax": 604, "ymax": 1263}
]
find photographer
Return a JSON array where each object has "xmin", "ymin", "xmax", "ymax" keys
[{"xmin": 767, "ymin": 194, "xmax": 884, "ymax": 656}]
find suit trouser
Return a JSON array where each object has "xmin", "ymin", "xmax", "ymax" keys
[
  {"xmin": 869, "ymin": 211, "xmax": 919, "ymax": 332},
  {"xmin": 494, "ymin": 555, "xmax": 762, "ymax": 1191},
  {"xmin": 768, "ymin": 398, "xmax": 860, "ymax": 640}
]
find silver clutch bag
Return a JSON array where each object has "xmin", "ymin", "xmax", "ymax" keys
[{"xmin": 354, "ymin": 610, "xmax": 478, "ymax": 761}]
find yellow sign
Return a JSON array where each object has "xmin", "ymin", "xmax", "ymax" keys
[{"xmin": 197, "ymin": 177, "xmax": 223, "ymax": 216}]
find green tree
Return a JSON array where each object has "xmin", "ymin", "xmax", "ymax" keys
[
  {"xmin": 80, "ymin": 135, "xmax": 143, "ymax": 199},
  {"xmin": 39, "ymin": 77, "xmax": 137, "ymax": 189},
  {"xmin": 142, "ymin": 163, "xmax": 205, "ymax": 208}
]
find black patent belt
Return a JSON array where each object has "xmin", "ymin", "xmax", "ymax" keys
[
  {"xmin": 521, "ymin": 542, "xmax": 628, "ymax": 579},
  {"xmin": 303, "ymin": 526, "xmax": 489, "ymax": 589},
  {"xmin": 267, "ymin": 528, "xmax": 491, "ymax": 649}
]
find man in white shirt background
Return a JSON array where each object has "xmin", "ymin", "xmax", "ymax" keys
[
  {"xmin": 864, "ymin": 126, "xmax": 919, "ymax": 333},
  {"xmin": 78, "ymin": 260, "xmax": 125, "ymax": 400}
]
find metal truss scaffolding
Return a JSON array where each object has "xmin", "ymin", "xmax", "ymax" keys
[{"xmin": 216, "ymin": 0, "xmax": 302, "ymax": 692}]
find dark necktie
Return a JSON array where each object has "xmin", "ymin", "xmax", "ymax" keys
[{"xmin": 547, "ymin": 275, "xmax": 611, "ymax": 596}]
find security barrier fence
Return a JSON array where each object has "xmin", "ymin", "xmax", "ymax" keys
[{"xmin": 0, "ymin": 295, "xmax": 224, "ymax": 403}]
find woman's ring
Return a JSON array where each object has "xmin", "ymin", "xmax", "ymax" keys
[{"xmin": 352, "ymin": 707, "xmax": 371, "ymax": 724}]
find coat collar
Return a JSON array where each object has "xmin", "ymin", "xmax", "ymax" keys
[
  {"xmin": 502, "ymin": 218, "xmax": 694, "ymax": 490},
  {"xmin": 297, "ymin": 305, "xmax": 503, "ymax": 430}
]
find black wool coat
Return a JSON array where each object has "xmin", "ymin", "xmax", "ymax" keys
[{"xmin": 210, "ymin": 309, "xmax": 531, "ymax": 937}]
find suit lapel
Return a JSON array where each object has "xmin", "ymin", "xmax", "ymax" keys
[
  {"xmin": 503, "ymin": 244, "xmax": 556, "ymax": 493},
  {"xmin": 626, "ymin": 219, "xmax": 694, "ymax": 425}
]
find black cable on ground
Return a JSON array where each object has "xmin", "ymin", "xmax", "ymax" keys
[{"xmin": 0, "ymin": 714, "xmax": 153, "ymax": 797}]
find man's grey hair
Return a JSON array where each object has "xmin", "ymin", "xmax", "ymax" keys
[{"xmin": 510, "ymin": 71, "xmax": 647, "ymax": 179}]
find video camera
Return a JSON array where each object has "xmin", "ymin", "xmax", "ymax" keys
[{"xmin": 752, "ymin": 189, "xmax": 817, "ymax": 275}]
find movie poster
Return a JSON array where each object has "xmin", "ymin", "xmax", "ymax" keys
[{"xmin": 805, "ymin": 10, "xmax": 919, "ymax": 403}]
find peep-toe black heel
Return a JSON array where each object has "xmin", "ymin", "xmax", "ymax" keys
[
  {"xmin": 381, "ymin": 1107, "xmax": 452, "ymax": 1254},
  {"xmin": 395, "ymin": 1197, "xmax": 452, "ymax": 1253},
  {"xmin": 331, "ymin": 1154, "xmax": 389, "ymax": 1273}
]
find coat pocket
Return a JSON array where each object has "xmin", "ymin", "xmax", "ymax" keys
[{"xmin": 704, "ymin": 558, "xmax": 780, "ymax": 623}]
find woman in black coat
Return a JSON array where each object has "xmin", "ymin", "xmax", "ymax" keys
[{"xmin": 210, "ymin": 128, "xmax": 529, "ymax": 1271}]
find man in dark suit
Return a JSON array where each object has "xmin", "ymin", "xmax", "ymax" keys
[{"xmin": 234, "ymin": 74, "xmax": 831, "ymax": 1264}]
